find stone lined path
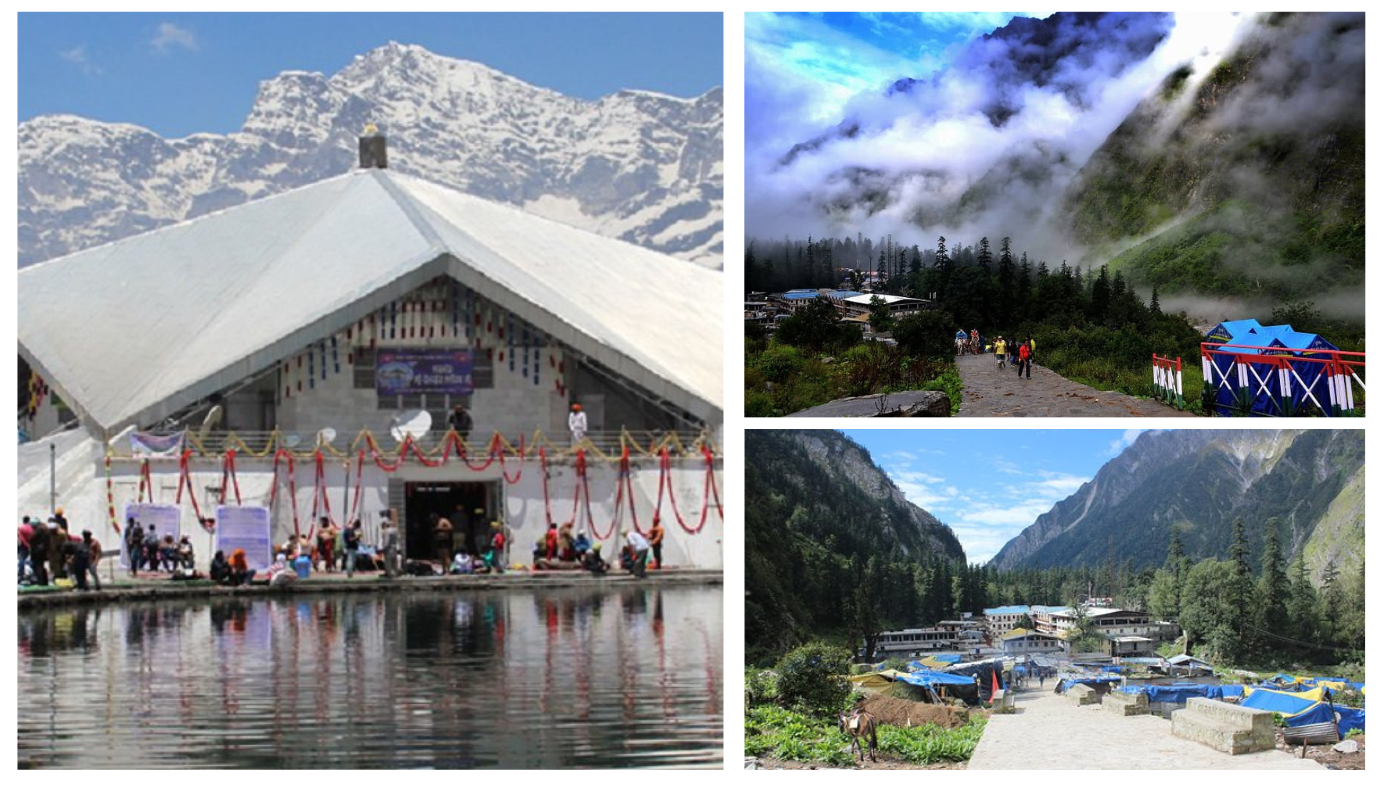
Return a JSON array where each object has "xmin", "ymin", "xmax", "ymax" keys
[
  {"xmin": 968, "ymin": 688, "xmax": 1321, "ymax": 770},
  {"xmin": 955, "ymin": 352, "xmax": 1194, "ymax": 417}
]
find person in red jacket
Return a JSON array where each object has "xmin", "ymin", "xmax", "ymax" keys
[
  {"xmin": 649, "ymin": 516, "xmax": 666, "ymax": 569},
  {"xmin": 1017, "ymin": 338, "xmax": 1032, "ymax": 380},
  {"xmin": 543, "ymin": 523, "xmax": 559, "ymax": 560}
]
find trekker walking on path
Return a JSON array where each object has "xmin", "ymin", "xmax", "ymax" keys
[
  {"xmin": 1018, "ymin": 340, "xmax": 1032, "ymax": 380},
  {"xmin": 994, "ymin": 336, "xmax": 1006, "ymax": 370},
  {"xmin": 343, "ymin": 521, "xmax": 362, "ymax": 577}
]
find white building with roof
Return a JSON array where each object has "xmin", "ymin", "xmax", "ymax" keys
[{"xmin": 18, "ymin": 137, "xmax": 723, "ymax": 570}]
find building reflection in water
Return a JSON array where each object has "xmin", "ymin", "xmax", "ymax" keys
[{"xmin": 17, "ymin": 585, "xmax": 722, "ymax": 769}]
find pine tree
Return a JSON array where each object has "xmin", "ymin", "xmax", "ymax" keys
[
  {"xmin": 977, "ymin": 237, "xmax": 993, "ymax": 274},
  {"xmin": 997, "ymin": 237, "xmax": 1015, "ymax": 317},
  {"xmin": 1227, "ymin": 517, "xmax": 1255, "ymax": 656},
  {"xmin": 1287, "ymin": 551, "xmax": 1319, "ymax": 646},
  {"xmin": 1257, "ymin": 518, "xmax": 1289, "ymax": 641},
  {"xmin": 1149, "ymin": 285, "xmax": 1161, "ymax": 315},
  {"xmin": 1319, "ymin": 559, "xmax": 1343, "ymax": 647},
  {"xmin": 1089, "ymin": 265, "xmax": 1111, "ymax": 323}
]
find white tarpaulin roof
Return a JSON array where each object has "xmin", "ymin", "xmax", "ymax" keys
[{"xmin": 19, "ymin": 169, "xmax": 723, "ymax": 431}]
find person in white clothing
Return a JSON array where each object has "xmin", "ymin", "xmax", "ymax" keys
[
  {"xmin": 567, "ymin": 402, "xmax": 588, "ymax": 445},
  {"xmin": 624, "ymin": 529, "xmax": 650, "ymax": 578}
]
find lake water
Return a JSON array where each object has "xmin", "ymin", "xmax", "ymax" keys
[{"xmin": 17, "ymin": 585, "xmax": 723, "ymax": 768}]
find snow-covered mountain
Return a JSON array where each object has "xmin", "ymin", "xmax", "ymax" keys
[{"xmin": 18, "ymin": 41, "xmax": 723, "ymax": 268}]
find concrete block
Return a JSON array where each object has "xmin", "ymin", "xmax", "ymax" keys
[
  {"xmin": 1067, "ymin": 683, "xmax": 1099, "ymax": 706},
  {"xmin": 1103, "ymin": 690, "xmax": 1149, "ymax": 716},
  {"xmin": 1171, "ymin": 699, "xmax": 1275, "ymax": 754}
]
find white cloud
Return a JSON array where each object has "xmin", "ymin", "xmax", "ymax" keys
[
  {"xmin": 151, "ymin": 22, "xmax": 197, "ymax": 53},
  {"xmin": 1106, "ymin": 428, "xmax": 1148, "ymax": 457},
  {"xmin": 58, "ymin": 44, "xmax": 101, "ymax": 75}
]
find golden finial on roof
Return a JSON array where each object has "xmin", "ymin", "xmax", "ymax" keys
[{"xmin": 363, "ymin": 122, "xmax": 379, "ymax": 136}]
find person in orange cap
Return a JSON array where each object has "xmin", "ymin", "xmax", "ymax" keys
[{"xmin": 567, "ymin": 402, "xmax": 588, "ymax": 444}]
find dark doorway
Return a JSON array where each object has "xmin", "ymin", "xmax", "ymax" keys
[{"xmin": 403, "ymin": 482, "xmax": 494, "ymax": 561}]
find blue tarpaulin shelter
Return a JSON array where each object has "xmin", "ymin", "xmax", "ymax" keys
[
  {"xmin": 1242, "ymin": 688, "xmax": 1366, "ymax": 738},
  {"xmin": 1058, "ymin": 675, "xmax": 1121, "ymax": 693},
  {"xmin": 1204, "ymin": 321, "xmax": 1340, "ymax": 416},
  {"xmin": 898, "ymin": 669, "xmax": 977, "ymax": 688},
  {"xmin": 1118, "ymin": 683, "xmax": 1241, "ymax": 703}
]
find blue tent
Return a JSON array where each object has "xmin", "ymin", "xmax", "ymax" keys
[
  {"xmin": 1205, "ymin": 326, "xmax": 1340, "ymax": 416},
  {"xmin": 1206, "ymin": 319, "xmax": 1263, "ymax": 344},
  {"xmin": 933, "ymin": 653, "xmax": 963, "ymax": 663}
]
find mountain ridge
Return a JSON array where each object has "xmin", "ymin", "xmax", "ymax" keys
[
  {"xmin": 19, "ymin": 41, "xmax": 723, "ymax": 267},
  {"xmin": 988, "ymin": 429, "xmax": 1363, "ymax": 584}
]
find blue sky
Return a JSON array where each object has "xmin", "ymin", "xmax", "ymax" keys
[
  {"xmin": 19, "ymin": 13, "xmax": 723, "ymax": 138},
  {"xmin": 844, "ymin": 429, "xmax": 1150, "ymax": 565},
  {"xmin": 745, "ymin": 12, "xmax": 1050, "ymax": 153}
]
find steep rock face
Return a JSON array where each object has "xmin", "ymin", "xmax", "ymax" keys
[
  {"xmin": 989, "ymin": 429, "xmax": 1364, "ymax": 583},
  {"xmin": 789, "ymin": 430, "xmax": 965, "ymax": 561},
  {"xmin": 745, "ymin": 429, "xmax": 966, "ymax": 660},
  {"xmin": 1064, "ymin": 13, "xmax": 1364, "ymax": 300},
  {"xmin": 18, "ymin": 42, "xmax": 723, "ymax": 267}
]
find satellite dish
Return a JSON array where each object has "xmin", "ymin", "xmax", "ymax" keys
[
  {"xmin": 391, "ymin": 410, "xmax": 432, "ymax": 443},
  {"xmin": 317, "ymin": 427, "xmax": 337, "ymax": 446},
  {"xmin": 283, "ymin": 433, "xmax": 303, "ymax": 449}
]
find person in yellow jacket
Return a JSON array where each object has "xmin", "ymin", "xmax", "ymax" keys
[{"xmin": 994, "ymin": 336, "xmax": 1006, "ymax": 370}]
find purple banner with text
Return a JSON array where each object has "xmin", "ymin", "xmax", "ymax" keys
[{"xmin": 375, "ymin": 349, "xmax": 474, "ymax": 395}]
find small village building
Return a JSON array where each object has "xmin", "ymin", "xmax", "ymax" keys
[
  {"xmin": 983, "ymin": 605, "xmax": 1031, "ymax": 641},
  {"xmin": 837, "ymin": 293, "xmax": 929, "ymax": 319},
  {"xmin": 875, "ymin": 625, "xmax": 963, "ymax": 658},
  {"xmin": 1108, "ymin": 636, "xmax": 1156, "ymax": 658},
  {"xmin": 1000, "ymin": 629, "xmax": 1067, "ymax": 656}
]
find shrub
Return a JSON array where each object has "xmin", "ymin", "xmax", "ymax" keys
[
  {"xmin": 745, "ymin": 667, "xmax": 780, "ymax": 706},
  {"xmin": 893, "ymin": 309, "xmax": 957, "ymax": 361},
  {"xmin": 775, "ymin": 642, "xmax": 852, "ymax": 716}
]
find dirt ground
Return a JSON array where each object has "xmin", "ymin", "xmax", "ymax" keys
[
  {"xmin": 1275, "ymin": 731, "xmax": 1366, "ymax": 770},
  {"xmin": 858, "ymin": 695, "xmax": 969, "ymax": 729}
]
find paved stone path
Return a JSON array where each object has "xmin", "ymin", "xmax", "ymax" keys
[
  {"xmin": 955, "ymin": 352, "xmax": 1194, "ymax": 417},
  {"xmin": 968, "ymin": 688, "xmax": 1321, "ymax": 770}
]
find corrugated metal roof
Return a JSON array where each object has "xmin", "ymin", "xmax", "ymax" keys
[{"xmin": 19, "ymin": 169, "xmax": 722, "ymax": 431}]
